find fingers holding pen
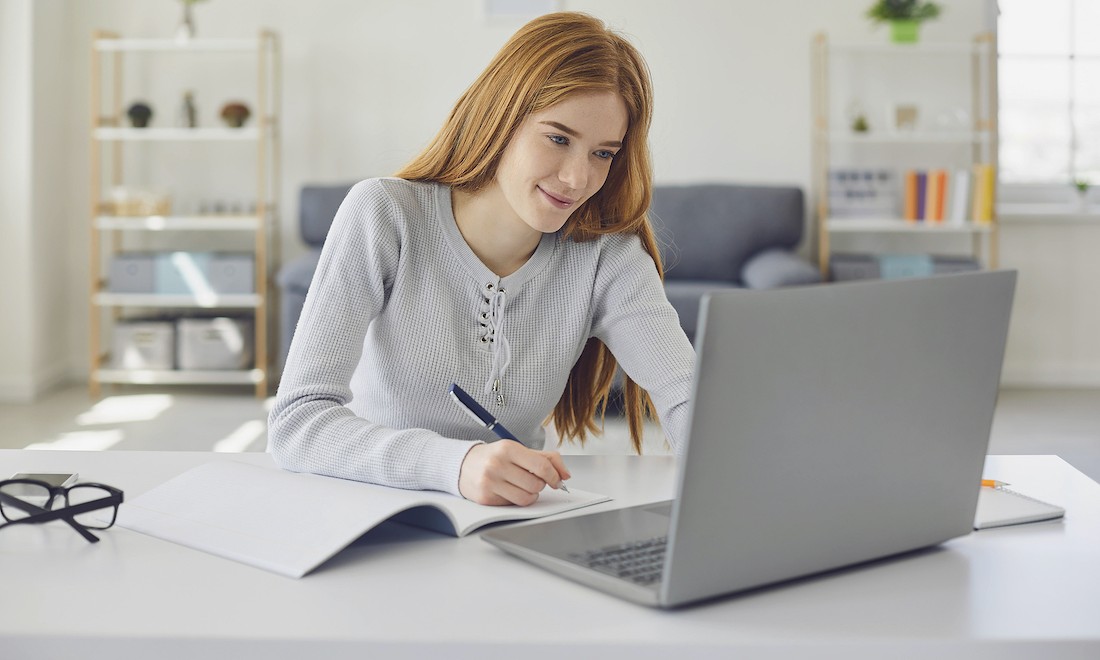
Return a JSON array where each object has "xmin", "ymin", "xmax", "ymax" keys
[{"xmin": 458, "ymin": 441, "xmax": 572, "ymax": 506}]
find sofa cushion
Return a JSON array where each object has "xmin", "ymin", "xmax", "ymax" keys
[
  {"xmin": 664, "ymin": 280, "xmax": 740, "ymax": 340},
  {"xmin": 651, "ymin": 184, "xmax": 804, "ymax": 284},
  {"xmin": 741, "ymin": 249, "xmax": 823, "ymax": 289}
]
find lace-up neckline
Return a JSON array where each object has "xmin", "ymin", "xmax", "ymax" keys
[
  {"xmin": 478, "ymin": 281, "xmax": 512, "ymax": 404},
  {"xmin": 439, "ymin": 185, "xmax": 557, "ymax": 408}
]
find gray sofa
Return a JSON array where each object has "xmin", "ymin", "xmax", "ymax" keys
[
  {"xmin": 650, "ymin": 184, "xmax": 820, "ymax": 339},
  {"xmin": 277, "ymin": 182, "xmax": 819, "ymax": 367}
]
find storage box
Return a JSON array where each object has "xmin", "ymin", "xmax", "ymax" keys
[
  {"xmin": 206, "ymin": 254, "xmax": 255, "ymax": 294},
  {"xmin": 111, "ymin": 321, "xmax": 175, "ymax": 370},
  {"xmin": 830, "ymin": 253, "xmax": 981, "ymax": 282},
  {"xmin": 176, "ymin": 317, "xmax": 254, "ymax": 370},
  {"xmin": 108, "ymin": 254, "xmax": 157, "ymax": 293},
  {"xmin": 155, "ymin": 252, "xmax": 254, "ymax": 295}
]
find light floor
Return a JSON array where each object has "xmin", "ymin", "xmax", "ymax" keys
[{"xmin": 1, "ymin": 385, "xmax": 1098, "ymax": 482}]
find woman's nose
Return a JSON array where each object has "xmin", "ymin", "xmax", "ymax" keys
[{"xmin": 558, "ymin": 154, "xmax": 588, "ymax": 192}]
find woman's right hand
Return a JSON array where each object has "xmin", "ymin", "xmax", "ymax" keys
[{"xmin": 458, "ymin": 441, "xmax": 571, "ymax": 506}]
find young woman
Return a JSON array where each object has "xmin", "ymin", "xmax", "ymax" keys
[{"xmin": 269, "ymin": 12, "xmax": 695, "ymax": 506}]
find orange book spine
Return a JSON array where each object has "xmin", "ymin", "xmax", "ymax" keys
[
  {"xmin": 926, "ymin": 169, "xmax": 944, "ymax": 223},
  {"xmin": 904, "ymin": 170, "xmax": 918, "ymax": 223},
  {"xmin": 936, "ymin": 169, "xmax": 949, "ymax": 223}
]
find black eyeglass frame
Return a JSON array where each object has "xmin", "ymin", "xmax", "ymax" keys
[{"xmin": 0, "ymin": 479, "xmax": 124, "ymax": 543}]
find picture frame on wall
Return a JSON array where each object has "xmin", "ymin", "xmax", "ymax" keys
[{"xmin": 891, "ymin": 103, "xmax": 919, "ymax": 132}]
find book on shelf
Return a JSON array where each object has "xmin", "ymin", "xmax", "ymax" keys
[
  {"xmin": 949, "ymin": 168, "xmax": 972, "ymax": 225},
  {"xmin": 915, "ymin": 171, "xmax": 928, "ymax": 221},
  {"xmin": 926, "ymin": 169, "xmax": 947, "ymax": 223},
  {"xmin": 827, "ymin": 168, "xmax": 898, "ymax": 219},
  {"xmin": 904, "ymin": 170, "xmax": 919, "ymax": 222},
  {"xmin": 900, "ymin": 167, "xmax": 977, "ymax": 225},
  {"xmin": 971, "ymin": 163, "xmax": 996, "ymax": 224}
]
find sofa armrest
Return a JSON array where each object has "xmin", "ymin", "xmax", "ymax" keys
[{"xmin": 741, "ymin": 249, "xmax": 822, "ymax": 289}]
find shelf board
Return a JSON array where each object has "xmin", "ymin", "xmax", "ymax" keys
[
  {"xmin": 825, "ymin": 130, "xmax": 992, "ymax": 144},
  {"xmin": 828, "ymin": 41, "xmax": 992, "ymax": 55},
  {"xmin": 94, "ymin": 292, "xmax": 261, "ymax": 308},
  {"xmin": 93, "ymin": 38, "xmax": 261, "ymax": 52},
  {"xmin": 94, "ymin": 215, "xmax": 261, "ymax": 231},
  {"xmin": 827, "ymin": 218, "xmax": 994, "ymax": 233},
  {"xmin": 93, "ymin": 127, "xmax": 261, "ymax": 141},
  {"xmin": 94, "ymin": 368, "xmax": 264, "ymax": 385}
]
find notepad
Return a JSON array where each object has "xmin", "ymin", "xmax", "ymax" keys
[
  {"xmin": 973, "ymin": 486, "xmax": 1065, "ymax": 530},
  {"xmin": 116, "ymin": 460, "xmax": 609, "ymax": 578}
]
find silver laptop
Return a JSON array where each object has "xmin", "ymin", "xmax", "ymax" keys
[{"xmin": 482, "ymin": 270, "xmax": 1017, "ymax": 608}]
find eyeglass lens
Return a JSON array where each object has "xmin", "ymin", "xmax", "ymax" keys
[
  {"xmin": 66, "ymin": 485, "xmax": 119, "ymax": 529},
  {"xmin": 0, "ymin": 481, "xmax": 54, "ymax": 521}
]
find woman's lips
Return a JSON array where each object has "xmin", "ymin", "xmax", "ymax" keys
[{"xmin": 538, "ymin": 186, "xmax": 575, "ymax": 209}]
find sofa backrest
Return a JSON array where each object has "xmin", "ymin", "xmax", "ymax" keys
[
  {"xmin": 300, "ymin": 184, "xmax": 356, "ymax": 247},
  {"xmin": 650, "ymin": 184, "xmax": 805, "ymax": 284},
  {"xmin": 298, "ymin": 182, "xmax": 806, "ymax": 285}
]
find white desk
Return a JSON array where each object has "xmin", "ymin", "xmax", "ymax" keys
[{"xmin": 2, "ymin": 450, "xmax": 1099, "ymax": 660}]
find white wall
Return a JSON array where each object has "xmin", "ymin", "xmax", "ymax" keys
[
  {"xmin": 0, "ymin": 0, "xmax": 36, "ymax": 400},
  {"xmin": 4, "ymin": 0, "xmax": 1094, "ymax": 398},
  {"xmin": 0, "ymin": 0, "xmax": 73, "ymax": 401},
  {"xmin": 1000, "ymin": 216, "xmax": 1100, "ymax": 386}
]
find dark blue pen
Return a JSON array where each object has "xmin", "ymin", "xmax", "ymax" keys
[{"xmin": 448, "ymin": 382, "xmax": 569, "ymax": 492}]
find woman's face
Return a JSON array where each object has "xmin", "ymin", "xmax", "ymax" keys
[{"xmin": 493, "ymin": 91, "xmax": 628, "ymax": 235}]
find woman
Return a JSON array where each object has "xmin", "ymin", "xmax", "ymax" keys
[{"xmin": 269, "ymin": 12, "xmax": 694, "ymax": 506}]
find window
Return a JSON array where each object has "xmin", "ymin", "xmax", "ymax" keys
[{"xmin": 998, "ymin": 0, "xmax": 1100, "ymax": 186}]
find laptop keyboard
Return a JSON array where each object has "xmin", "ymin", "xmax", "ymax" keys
[{"xmin": 567, "ymin": 536, "xmax": 668, "ymax": 586}]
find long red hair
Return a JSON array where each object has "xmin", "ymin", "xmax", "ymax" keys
[{"xmin": 395, "ymin": 12, "xmax": 662, "ymax": 452}]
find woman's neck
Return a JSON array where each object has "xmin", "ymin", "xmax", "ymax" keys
[{"xmin": 451, "ymin": 185, "xmax": 542, "ymax": 278}]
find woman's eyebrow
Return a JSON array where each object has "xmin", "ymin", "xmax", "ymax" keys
[{"xmin": 539, "ymin": 121, "xmax": 622, "ymax": 148}]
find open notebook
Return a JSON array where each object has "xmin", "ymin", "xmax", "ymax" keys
[
  {"xmin": 116, "ymin": 460, "xmax": 609, "ymax": 578},
  {"xmin": 974, "ymin": 486, "xmax": 1065, "ymax": 529}
]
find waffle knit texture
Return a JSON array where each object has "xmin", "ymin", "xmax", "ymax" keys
[{"xmin": 268, "ymin": 178, "xmax": 695, "ymax": 496}]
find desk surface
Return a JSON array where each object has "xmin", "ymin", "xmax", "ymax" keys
[{"xmin": 2, "ymin": 450, "xmax": 1099, "ymax": 660}]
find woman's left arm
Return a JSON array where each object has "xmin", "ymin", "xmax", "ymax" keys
[{"xmin": 590, "ymin": 235, "xmax": 696, "ymax": 452}]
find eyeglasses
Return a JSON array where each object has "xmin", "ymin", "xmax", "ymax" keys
[{"xmin": 0, "ymin": 478, "xmax": 124, "ymax": 543}]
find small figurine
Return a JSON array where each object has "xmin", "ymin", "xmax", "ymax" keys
[{"xmin": 181, "ymin": 91, "xmax": 198, "ymax": 128}]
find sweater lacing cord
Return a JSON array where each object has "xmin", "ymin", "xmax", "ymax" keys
[{"xmin": 479, "ymin": 283, "xmax": 511, "ymax": 407}]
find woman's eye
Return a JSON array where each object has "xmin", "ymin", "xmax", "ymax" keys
[
  {"xmin": 595, "ymin": 150, "xmax": 616, "ymax": 160},
  {"xmin": 548, "ymin": 135, "xmax": 568, "ymax": 146}
]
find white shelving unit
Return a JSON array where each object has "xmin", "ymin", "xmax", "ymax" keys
[
  {"xmin": 811, "ymin": 32, "xmax": 999, "ymax": 278},
  {"xmin": 89, "ymin": 31, "xmax": 280, "ymax": 398}
]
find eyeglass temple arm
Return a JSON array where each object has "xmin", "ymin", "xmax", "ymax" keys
[{"xmin": 0, "ymin": 492, "xmax": 101, "ymax": 543}]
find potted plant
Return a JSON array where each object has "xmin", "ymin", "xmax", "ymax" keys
[
  {"xmin": 866, "ymin": 0, "xmax": 942, "ymax": 44},
  {"xmin": 1074, "ymin": 178, "xmax": 1090, "ymax": 211},
  {"xmin": 220, "ymin": 102, "xmax": 251, "ymax": 128}
]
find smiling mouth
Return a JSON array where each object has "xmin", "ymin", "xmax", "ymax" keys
[{"xmin": 538, "ymin": 186, "xmax": 575, "ymax": 208}]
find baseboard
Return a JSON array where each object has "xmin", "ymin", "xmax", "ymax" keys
[
  {"xmin": 1001, "ymin": 365, "xmax": 1100, "ymax": 389},
  {"xmin": 0, "ymin": 360, "xmax": 72, "ymax": 403}
]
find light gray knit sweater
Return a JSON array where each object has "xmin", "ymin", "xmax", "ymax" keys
[{"xmin": 268, "ymin": 178, "xmax": 695, "ymax": 496}]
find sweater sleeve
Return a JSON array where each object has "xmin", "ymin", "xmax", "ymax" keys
[
  {"xmin": 590, "ymin": 235, "xmax": 696, "ymax": 453},
  {"xmin": 267, "ymin": 180, "xmax": 478, "ymax": 496}
]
